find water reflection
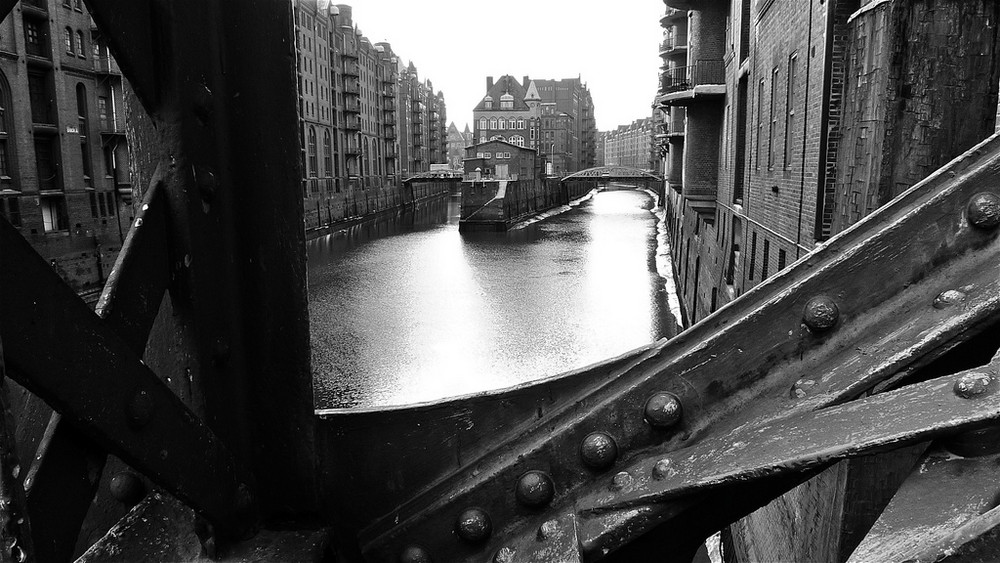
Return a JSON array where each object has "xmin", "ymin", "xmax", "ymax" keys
[{"xmin": 308, "ymin": 190, "xmax": 674, "ymax": 409}]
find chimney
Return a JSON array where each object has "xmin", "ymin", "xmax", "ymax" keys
[
  {"xmin": 523, "ymin": 75, "xmax": 530, "ymax": 88},
  {"xmin": 487, "ymin": 76, "xmax": 494, "ymax": 91}
]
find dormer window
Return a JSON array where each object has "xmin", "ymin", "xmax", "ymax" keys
[
  {"xmin": 500, "ymin": 99, "xmax": 513, "ymax": 109},
  {"xmin": 485, "ymin": 100, "xmax": 492, "ymax": 109}
]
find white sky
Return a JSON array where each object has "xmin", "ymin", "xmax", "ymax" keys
[{"xmin": 347, "ymin": 1, "xmax": 665, "ymax": 132}]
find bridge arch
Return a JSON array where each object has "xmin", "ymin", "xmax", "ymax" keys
[{"xmin": 560, "ymin": 165, "xmax": 664, "ymax": 183}]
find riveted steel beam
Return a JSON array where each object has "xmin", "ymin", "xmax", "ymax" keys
[
  {"xmin": 356, "ymin": 133, "xmax": 1000, "ymax": 561},
  {"xmin": 24, "ymin": 184, "xmax": 170, "ymax": 563},
  {"xmin": 0, "ymin": 216, "xmax": 254, "ymax": 537}
]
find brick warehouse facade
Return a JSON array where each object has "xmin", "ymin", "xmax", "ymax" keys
[
  {"xmin": 603, "ymin": 116, "xmax": 661, "ymax": 171},
  {"xmin": 293, "ymin": 2, "xmax": 448, "ymax": 232},
  {"xmin": 0, "ymin": 0, "xmax": 132, "ymax": 297},
  {"xmin": 658, "ymin": 0, "xmax": 1000, "ymax": 327}
]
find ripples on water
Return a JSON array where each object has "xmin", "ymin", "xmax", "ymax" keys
[{"xmin": 307, "ymin": 189, "xmax": 674, "ymax": 409}]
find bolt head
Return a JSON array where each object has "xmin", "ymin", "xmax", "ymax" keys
[
  {"xmin": 494, "ymin": 547, "xmax": 516, "ymax": 563},
  {"xmin": 954, "ymin": 372, "xmax": 996, "ymax": 399},
  {"xmin": 455, "ymin": 507, "xmax": 491, "ymax": 543},
  {"xmin": 803, "ymin": 296, "xmax": 839, "ymax": 332},
  {"xmin": 537, "ymin": 519, "xmax": 560, "ymax": 541},
  {"xmin": 610, "ymin": 471, "xmax": 633, "ymax": 491},
  {"xmin": 790, "ymin": 378, "xmax": 817, "ymax": 399},
  {"xmin": 580, "ymin": 432, "xmax": 618, "ymax": 470},
  {"xmin": 109, "ymin": 472, "xmax": 146, "ymax": 506},
  {"xmin": 126, "ymin": 390, "xmax": 154, "ymax": 429},
  {"xmin": 644, "ymin": 392, "xmax": 682, "ymax": 428},
  {"xmin": 968, "ymin": 192, "xmax": 1000, "ymax": 229},
  {"xmin": 933, "ymin": 290, "xmax": 967, "ymax": 309},
  {"xmin": 399, "ymin": 545, "xmax": 431, "ymax": 563},
  {"xmin": 651, "ymin": 459, "xmax": 673, "ymax": 480},
  {"xmin": 515, "ymin": 470, "xmax": 554, "ymax": 508}
]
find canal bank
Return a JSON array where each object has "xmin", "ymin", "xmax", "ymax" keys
[{"xmin": 308, "ymin": 188, "xmax": 679, "ymax": 409}]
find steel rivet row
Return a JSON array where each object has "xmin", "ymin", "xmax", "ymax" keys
[{"xmin": 400, "ymin": 391, "xmax": 687, "ymax": 560}]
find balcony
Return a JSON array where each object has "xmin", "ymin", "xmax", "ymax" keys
[
  {"xmin": 385, "ymin": 125, "xmax": 396, "ymax": 139},
  {"xmin": 344, "ymin": 97, "xmax": 360, "ymax": 113},
  {"xmin": 659, "ymin": 35, "xmax": 688, "ymax": 57},
  {"xmin": 413, "ymin": 134, "xmax": 424, "ymax": 147},
  {"xmin": 93, "ymin": 56, "xmax": 121, "ymax": 75},
  {"xmin": 344, "ymin": 142, "xmax": 361, "ymax": 157},
  {"xmin": 342, "ymin": 44, "xmax": 359, "ymax": 59},
  {"xmin": 383, "ymin": 88, "xmax": 395, "ymax": 99},
  {"xmin": 344, "ymin": 115, "xmax": 361, "ymax": 131},
  {"xmin": 385, "ymin": 147, "xmax": 397, "ymax": 159},
  {"xmin": 344, "ymin": 82, "xmax": 360, "ymax": 95},
  {"xmin": 659, "ymin": 7, "xmax": 685, "ymax": 26},
  {"xmin": 343, "ymin": 61, "xmax": 359, "ymax": 76},
  {"xmin": 657, "ymin": 60, "xmax": 726, "ymax": 106},
  {"xmin": 384, "ymin": 112, "xmax": 396, "ymax": 125}
]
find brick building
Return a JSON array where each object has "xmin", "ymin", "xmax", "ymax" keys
[
  {"xmin": 0, "ymin": 0, "xmax": 132, "ymax": 296},
  {"xmin": 658, "ymin": 0, "xmax": 1000, "ymax": 326},
  {"xmin": 473, "ymin": 75, "xmax": 597, "ymax": 176},
  {"xmin": 293, "ymin": 2, "xmax": 448, "ymax": 230},
  {"xmin": 603, "ymin": 116, "xmax": 660, "ymax": 171},
  {"xmin": 446, "ymin": 122, "xmax": 472, "ymax": 170}
]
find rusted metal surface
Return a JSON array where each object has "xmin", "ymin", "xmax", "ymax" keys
[
  {"xmin": 0, "ymin": 336, "xmax": 31, "ymax": 563},
  {"xmin": 351, "ymin": 133, "xmax": 1000, "ymax": 561},
  {"xmin": 23, "ymin": 180, "xmax": 170, "ymax": 563},
  {"xmin": 0, "ymin": 215, "xmax": 253, "ymax": 536}
]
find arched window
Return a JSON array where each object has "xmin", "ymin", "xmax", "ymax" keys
[
  {"xmin": 307, "ymin": 126, "xmax": 317, "ymax": 177},
  {"xmin": 479, "ymin": 117, "xmax": 487, "ymax": 131},
  {"xmin": 323, "ymin": 130, "xmax": 332, "ymax": 177},
  {"xmin": 517, "ymin": 119, "xmax": 525, "ymax": 130},
  {"xmin": 76, "ymin": 30, "xmax": 85, "ymax": 57},
  {"xmin": 498, "ymin": 117, "xmax": 506, "ymax": 129},
  {"xmin": 0, "ymin": 69, "xmax": 16, "ymax": 191},
  {"xmin": 510, "ymin": 135, "xmax": 524, "ymax": 147},
  {"xmin": 489, "ymin": 118, "xmax": 497, "ymax": 130},
  {"xmin": 64, "ymin": 27, "xmax": 73, "ymax": 54},
  {"xmin": 490, "ymin": 135, "xmax": 504, "ymax": 142}
]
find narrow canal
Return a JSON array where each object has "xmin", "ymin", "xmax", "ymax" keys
[{"xmin": 307, "ymin": 188, "xmax": 678, "ymax": 409}]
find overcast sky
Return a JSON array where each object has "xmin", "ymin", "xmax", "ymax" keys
[{"xmin": 347, "ymin": 1, "xmax": 665, "ymax": 132}]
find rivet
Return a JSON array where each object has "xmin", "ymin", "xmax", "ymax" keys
[
  {"xmin": 515, "ymin": 470, "xmax": 554, "ymax": 508},
  {"xmin": 580, "ymin": 431, "xmax": 618, "ymax": 470},
  {"xmin": 399, "ymin": 545, "xmax": 431, "ymax": 563},
  {"xmin": 933, "ymin": 290, "xmax": 967, "ymax": 309},
  {"xmin": 537, "ymin": 519, "xmax": 560, "ymax": 541},
  {"xmin": 790, "ymin": 378, "xmax": 817, "ymax": 399},
  {"xmin": 455, "ymin": 507, "xmax": 491, "ymax": 543},
  {"xmin": 109, "ymin": 472, "xmax": 145, "ymax": 506},
  {"xmin": 651, "ymin": 459, "xmax": 673, "ymax": 480},
  {"xmin": 954, "ymin": 372, "xmax": 995, "ymax": 399},
  {"xmin": 644, "ymin": 392, "xmax": 682, "ymax": 428},
  {"xmin": 494, "ymin": 547, "xmax": 515, "ymax": 563},
  {"xmin": 611, "ymin": 471, "xmax": 633, "ymax": 491},
  {"xmin": 803, "ymin": 296, "xmax": 839, "ymax": 332},
  {"xmin": 126, "ymin": 390, "xmax": 154, "ymax": 429},
  {"xmin": 967, "ymin": 192, "xmax": 1000, "ymax": 229}
]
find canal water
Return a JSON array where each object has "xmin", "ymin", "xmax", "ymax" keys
[{"xmin": 307, "ymin": 188, "xmax": 678, "ymax": 409}]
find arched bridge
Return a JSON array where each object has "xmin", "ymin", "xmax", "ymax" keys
[{"xmin": 561, "ymin": 165, "xmax": 664, "ymax": 183}]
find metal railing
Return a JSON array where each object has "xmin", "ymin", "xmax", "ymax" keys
[{"xmin": 660, "ymin": 60, "xmax": 725, "ymax": 94}]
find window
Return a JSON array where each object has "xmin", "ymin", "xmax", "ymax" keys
[
  {"xmin": 761, "ymin": 239, "xmax": 771, "ymax": 280},
  {"xmin": 98, "ymin": 191, "xmax": 107, "ymax": 216},
  {"xmin": 483, "ymin": 152, "xmax": 492, "ymax": 158},
  {"xmin": 484, "ymin": 99, "xmax": 492, "ymax": 109},
  {"xmin": 323, "ymin": 130, "xmax": 332, "ymax": 176},
  {"xmin": 489, "ymin": 118, "xmax": 497, "ymax": 130},
  {"xmin": 105, "ymin": 192, "xmax": 115, "ymax": 216},
  {"xmin": 768, "ymin": 67, "xmax": 778, "ymax": 169},
  {"xmin": 755, "ymin": 79, "xmax": 764, "ymax": 170},
  {"xmin": 64, "ymin": 27, "xmax": 73, "ymax": 54},
  {"xmin": 77, "ymin": 84, "xmax": 92, "ymax": 187},
  {"xmin": 89, "ymin": 191, "xmax": 98, "ymax": 217},
  {"xmin": 500, "ymin": 99, "xmax": 513, "ymax": 109},
  {"xmin": 40, "ymin": 196, "xmax": 68, "ymax": 232},
  {"xmin": 2, "ymin": 197, "xmax": 20, "ymax": 227},
  {"xmin": 0, "ymin": 70, "xmax": 12, "ymax": 188},
  {"xmin": 784, "ymin": 54, "xmax": 797, "ymax": 168},
  {"xmin": 778, "ymin": 248, "xmax": 787, "ymax": 271},
  {"xmin": 479, "ymin": 117, "xmax": 487, "ymax": 131},
  {"xmin": 510, "ymin": 135, "xmax": 524, "ymax": 147},
  {"xmin": 517, "ymin": 119, "xmax": 524, "ymax": 129},
  {"xmin": 307, "ymin": 126, "xmax": 317, "ymax": 177},
  {"xmin": 498, "ymin": 117, "xmax": 506, "ymax": 129},
  {"xmin": 76, "ymin": 30, "xmax": 85, "ymax": 57},
  {"xmin": 74, "ymin": 0, "xmax": 82, "ymax": 10},
  {"xmin": 98, "ymin": 96, "xmax": 109, "ymax": 130},
  {"xmin": 490, "ymin": 135, "xmax": 504, "ymax": 141},
  {"xmin": 748, "ymin": 231, "xmax": 757, "ymax": 281},
  {"xmin": 34, "ymin": 137, "xmax": 59, "ymax": 191}
]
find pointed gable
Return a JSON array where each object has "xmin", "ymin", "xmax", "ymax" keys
[
  {"xmin": 524, "ymin": 80, "xmax": 541, "ymax": 102},
  {"xmin": 474, "ymin": 75, "xmax": 530, "ymax": 112}
]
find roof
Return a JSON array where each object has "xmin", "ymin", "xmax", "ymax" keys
[
  {"xmin": 474, "ymin": 75, "xmax": 529, "ymax": 112},
  {"xmin": 467, "ymin": 139, "xmax": 538, "ymax": 153}
]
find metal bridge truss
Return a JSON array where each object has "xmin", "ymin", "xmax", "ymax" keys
[
  {"xmin": 0, "ymin": 2, "xmax": 997, "ymax": 561},
  {"xmin": 561, "ymin": 166, "xmax": 664, "ymax": 183}
]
